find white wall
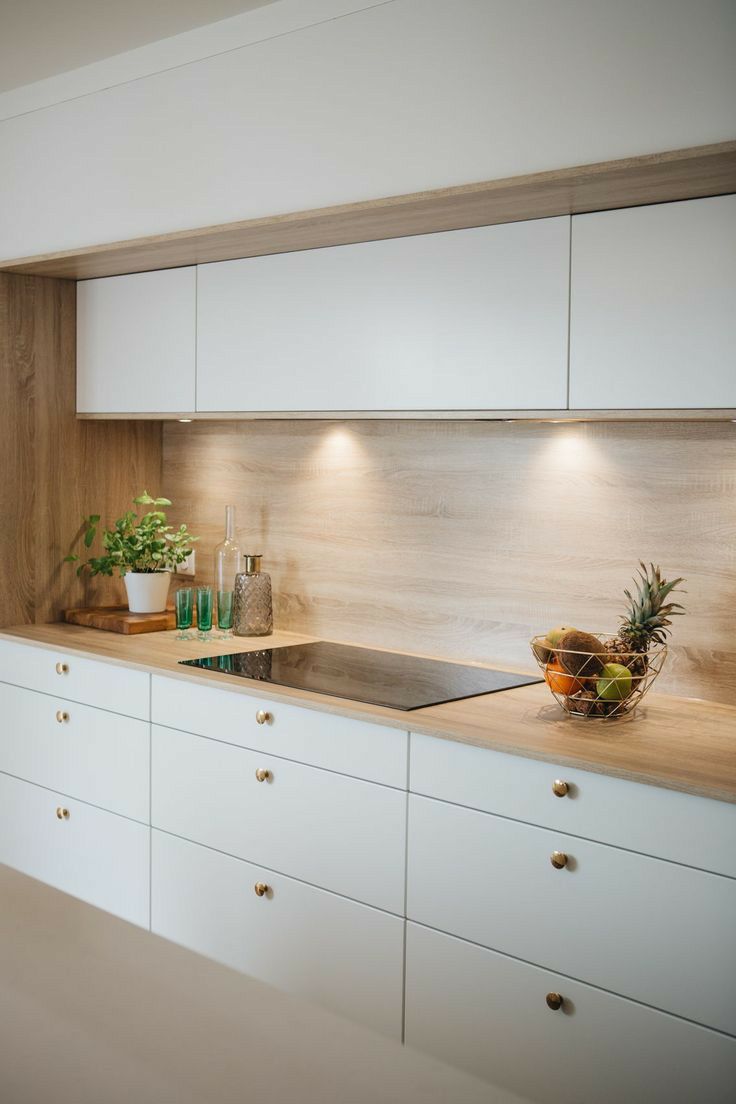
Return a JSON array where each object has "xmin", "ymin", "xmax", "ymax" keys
[{"xmin": 2, "ymin": 0, "xmax": 735, "ymax": 260}]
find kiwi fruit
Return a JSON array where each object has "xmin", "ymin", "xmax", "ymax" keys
[
  {"xmin": 532, "ymin": 638, "xmax": 554, "ymax": 663},
  {"xmin": 557, "ymin": 629, "xmax": 607, "ymax": 678}
]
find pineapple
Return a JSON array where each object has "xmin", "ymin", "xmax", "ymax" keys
[{"xmin": 608, "ymin": 563, "xmax": 686, "ymax": 676}]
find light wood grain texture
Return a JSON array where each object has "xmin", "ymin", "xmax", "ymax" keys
[
  {"xmin": 2, "ymin": 624, "xmax": 735, "ymax": 804},
  {"xmin": 0, "ymin": 274, "xmax": 163, "ymax": 628},
  {"xmin": 1, "ymin": 142, "xmax": 734, "ymax": 280},
  {"xmin": 64, "ymin": 606, "xmax": 176, "ymax": 634},
  {"xmin": 161, "ymin": 418, "xmax": 736, "ymax": 705}
]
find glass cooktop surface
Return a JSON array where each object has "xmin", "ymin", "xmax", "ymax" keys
[{"xmin": 180, "ymin": 641, "xmax": 542, "ymax": 711}]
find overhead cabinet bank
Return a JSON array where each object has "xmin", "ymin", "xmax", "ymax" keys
[{"xmin": 76, "ymin": 195, "xmax": 736, "ymax": 416}]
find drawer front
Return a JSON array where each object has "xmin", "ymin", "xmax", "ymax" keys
[
  {"xmin": 152, "ymin": 725, "xmax": 406, "ymax": 914},
  {"xmin": 152, "ymin": 675, "xmax": 407, "ymax": 787},
  {"xmin": 152, "ymin": 830, "xmax": 404, "ymax": 1039},
  {"xmin": 0, "ymin": 638, "xmax": 149, "ymax": 720},
  {"xmin": 0, "ymin": 682, "xmax": 149, "ymax": 822},
  {"xmin": 407, "ymin": 794, "xmax": 736, "ymax": 1035},
  {"xmin": 410, "ymin": 732, "xmax": 736, "ymax": 877},
  {"xmin": 0, "ymin": 772, "xmax": 149, "ymax": 927},
  {"xmin": 405, "ymin": 923, "xmax": 736, "ymax": 1104}
]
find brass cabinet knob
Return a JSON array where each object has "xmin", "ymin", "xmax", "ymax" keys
[
  {"xmin": 55, "ymin": 662, "xmax": 69, "ymax": 675},
  {"xmin": 255, "ymin": 767, "xmax": 272, "ymax": 783},
  {"xmin": 254, "ymin": 882, "xmax": 270, "ymax": 897},
  {"xmin": 255, "ymin": 710, "xmax": 272, "ymax": 725},
  {"xmin": 55, "ymin": 710, "xmax": 70, "ymax": 723},
  {"xmin": 550, "ymin": 850, "xmax": 568, "ymax": 869},
  {"xmin": 546, "ymin": 992, "xmax": 564, "ymax": 1011},
  {"xmin": 56, "ymin": 806, "xmax": 70, "ymax": 820},
  {"xmin": 552, "ymin": 779, "xmax": 570, "ymax": 798}
]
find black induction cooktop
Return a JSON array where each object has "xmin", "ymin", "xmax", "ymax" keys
[{"xmin": 180, "ymin": 641, "xmax": 542, "ymax": 711}]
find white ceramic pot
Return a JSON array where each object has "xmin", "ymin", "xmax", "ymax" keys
[{"xmin": 124, "ymin": 571, "xmax": 171, "ymax": 614}]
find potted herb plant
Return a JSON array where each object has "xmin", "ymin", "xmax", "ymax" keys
[{"xmin": 65, "ymin": 492, "xmax": 198, "ymax": 613}]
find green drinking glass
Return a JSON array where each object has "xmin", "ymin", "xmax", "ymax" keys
[
  {"xmin": 196, "ymin": 586, "xmax": 213, "ymax": 639},
  {"xmin": 216, "ymin": 590, "xmax": 234, "ymax": 639},
  {"xmin": 175, "ymin": 587, "xmax": 193, "ymax": 640}
]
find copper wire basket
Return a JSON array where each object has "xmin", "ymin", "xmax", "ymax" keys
[{"xmin": 530, "ymin": 633, "xmax": 667, "ymax": 719}]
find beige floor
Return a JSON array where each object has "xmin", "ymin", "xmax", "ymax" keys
[{"xmin": 0, "ymin": 864, "xmax": 527, "ymax": 1104}]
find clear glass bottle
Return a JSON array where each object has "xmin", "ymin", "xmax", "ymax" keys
[
  {"xmin": 214, "ymin": 506, "xmax": 243, "ymax": 594},
  {"xmin": 232, "ymin": 555, "xmax": 273, "ymax": 637}
]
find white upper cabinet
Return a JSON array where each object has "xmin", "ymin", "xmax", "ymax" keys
[
  {"xmin": 570, "ymin": 195, "xmax": 736, "ymax": 409},
  {"xmin": 77, "ymin": 266, "xmax": 196, "ymax": 413},
  {"xmin": 195, "ymin": 218, "xmax": 571, "ymax": 412}
]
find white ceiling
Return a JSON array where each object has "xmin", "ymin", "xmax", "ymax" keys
[{"xmin": 0, "ymin": 0, "xmax": 277, "ymax": 93}]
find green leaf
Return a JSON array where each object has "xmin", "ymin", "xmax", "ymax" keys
[
  {"xmin": 133, "ymin": 491, "xmax": 155, "ymax": 505},
  {"xmin": 63, "ymin": 554, "xmax": 79, "ymax": 563},
  {"xmin": 153, "ymin": 497, "xmax": 172, "ymax": 507}
]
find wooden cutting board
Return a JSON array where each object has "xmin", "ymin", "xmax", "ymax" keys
[{"xmin": 64, "ymin": 606, "xmax": 177, "ymax": 634}]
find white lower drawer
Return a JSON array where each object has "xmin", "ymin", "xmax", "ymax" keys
[
  {"xmin": 405, "ymin": 923, "xmax": 736, "ymax": 1104},
  {"xmin": 151, "ymin": 830, "xmax": 404, "ymax": 1039},
  {"xmin": 0, "ymin": 772, "xmax": 149, "ymax": 927},
  {"xmin": 407, "ymin": 793, "xmax": 736, "ymax": 1034},
  {"xmin": 152, "ymin": 725, "xmax": 406, "ymax": 913},
  {"xmin": 0, "ymin": 682, "xmax": 149, "ymax": 821}
]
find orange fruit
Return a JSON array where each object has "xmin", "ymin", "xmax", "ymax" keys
[{"xmin": 545, "ymin": 659, "xmax": 583, "ymax": 696}]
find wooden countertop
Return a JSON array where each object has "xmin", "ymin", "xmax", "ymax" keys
[
  {"xmin": 3, "ymin": 622, "xmax": 736, "ymax": 804},
  {"xmin": 0, "ymin": 865, "xmax": 512, "ymax": 1104}
]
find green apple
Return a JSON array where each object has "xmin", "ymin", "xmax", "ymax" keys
[{"xmin": 597, "ymin": 663, "xmax": 632, "ymax": 701}]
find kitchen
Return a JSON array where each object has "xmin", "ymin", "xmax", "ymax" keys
[{"xmin": 0, "ymin": 2, "xmax": 735, "ymax": 1102}]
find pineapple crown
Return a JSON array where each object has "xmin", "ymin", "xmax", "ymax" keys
[{"xmin": 619, "ymin": 562, "xmax": 686, "ymax": 648}]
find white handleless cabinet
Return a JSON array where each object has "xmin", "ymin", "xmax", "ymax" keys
[
  {"xmin": 77, "ymin": 266, "xmax": 196, "ymax": 413},
  {"xmin": 196, "ymin": 218, "xmax": 570, "ymax": 412},
  {"xmin": 570, "ymin": 195, "xmax": 736, "ymax": 409}
]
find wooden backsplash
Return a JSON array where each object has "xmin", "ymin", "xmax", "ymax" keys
[{"xmin": 163, "ymin": 419, "xmax": 736, "ymax": 703}]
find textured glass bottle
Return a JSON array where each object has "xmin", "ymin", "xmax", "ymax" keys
[
  {"xmin": 232, "ymin": 555, "xmax": 273, "ymax": 637},
  {"xmin": 214, "ymin": 506, "xmax": 243, "ymax": 594}
]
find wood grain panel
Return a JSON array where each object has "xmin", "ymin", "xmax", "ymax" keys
[
  {"xmin": 162, "ymin": 418, "xmax": 736, "ymax": 704},
  {"xmin": 1, "ymin": 142, "xmax": 734, "ymax": 280},
  {"xmin": 3, "ymin": 623, "xmax": 736, "ymax": 803},
  {"xmin": 0, "ymin": 273, "xmax": 162, "ymax": 628}
]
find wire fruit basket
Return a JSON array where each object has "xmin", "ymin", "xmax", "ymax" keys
[{"xmin": 530, "ymin": 633, "xmax": 667, "ymax": 719}]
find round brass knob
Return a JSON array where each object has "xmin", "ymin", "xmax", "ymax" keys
[
  {"xmin": 56, "ymin": 710, "xmax": 70, "ymax": 723},
  {"xmin": 255, "ymin": 768, "xmax": 272, "ymax": 783},
  {"xmin": 550, "ymin": 850, "xmax": 568, "ymax": 869},
  {"xmin": 56, "ymin": 806, "xmax": 70, "ymax": 820},
  {"xmin": 546, "ymin": 992, "xmax": 564, "ymax": 1011},
  {"xmin": 254, "ymin": 882, "xmax": 270, "ymax": 897},
  {"xmin": 255, "ymin": 710, "xmax": 272, "ymax": 725},
  {"xmin": 552, "ymin": 779, "xmax": 569, "ymax": 798},
  {"xmin": 55, "ymin": 662, "xmax": 69, "ymax": 675}
]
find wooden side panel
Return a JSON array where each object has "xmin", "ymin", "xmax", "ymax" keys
[{"xmin": 0, "ymin": 273, "xmax": 162, "ymax": 628}]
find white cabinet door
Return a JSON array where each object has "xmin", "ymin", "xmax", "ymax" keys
[
  {"xmin": 152, "ymin": 675, "xmax": 408, "ymax": 788},
  {"xmin": 570, "ymin": 194, "xmax": 736, "ymax": 408},
  {"xmin": 0, "ymin": 638, "xmax": 150, "ymax": 719},
  {"xmin": 0, "ymin": 682, "xmax": 149, "ymax": 822},
  {"xmin": 409, "ymin": 731, "xmax": 736, "ymax": 878},
  {"xmin": 407, "ymin": 794, "xmax": 736, "ymax": 1035},
  {"xmin": 196, "ymin": 218, "xmax": 570, "ymax": 412},
  {"xmin": 77, "ymin": 266, "xmax": 196, "ymax": 413},
  {"xmin": 0, "ymin": 772, "xmax": 149, "ymax": 927},
  {"xmin": 151, "ymin": 725, "xmax": 406, "ymax": 914},
  {"xmin": 152, "ymin": 830, "xmax": 404, "ymax": 1039},
  {"xmin": 405, "ymin": 923, "xmax": 736, "ymax": 1104}
]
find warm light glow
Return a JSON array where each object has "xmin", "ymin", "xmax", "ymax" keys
[{"xmin": 178, "ymin": 418, "xmax": 192, "ymax": 423}]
